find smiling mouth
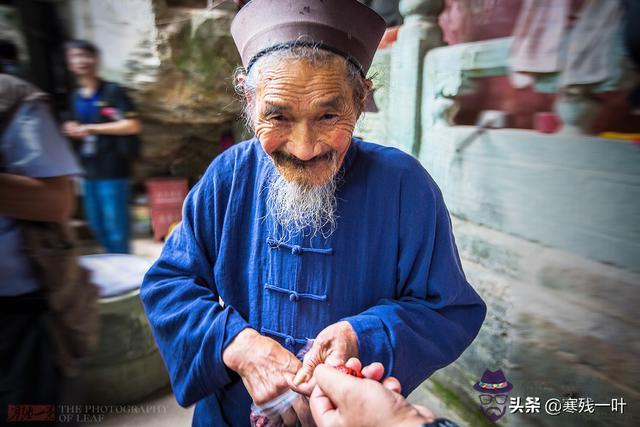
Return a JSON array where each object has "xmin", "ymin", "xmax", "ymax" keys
[{"xmin": 271, "ymin": 150, "xmax": 337, "ymax": 169}]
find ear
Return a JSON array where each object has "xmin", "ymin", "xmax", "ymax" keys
[
  {"xmin": 364, "ymin": 79, "xmax": 373, "ymax": 93},
  {"xmin": 360, "ymin": 79, "xmax": 374, "ymax": 105},
  {"xmin": 239, "ymin": 74, "xmax": 257, "ymax": 109},
  {"xmin": 358, "ymin": 79, "xmax": 375, "ymax": 114}
]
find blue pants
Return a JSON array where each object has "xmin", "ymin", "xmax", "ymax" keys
[{"xmin": 83, "ymin": 179, "xmax": 130, "ymax": 254}]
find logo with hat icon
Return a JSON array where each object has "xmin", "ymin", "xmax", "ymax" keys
[{"xmin": 473, "ymin": 369, "xmax": 513, "ymax": 422}]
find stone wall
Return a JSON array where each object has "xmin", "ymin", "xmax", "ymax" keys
[
  {"xmin": 64, "ymin": 0, "xmax": 245, "ymax": 182},
  {"xmin": 0, "ymin": 5, "xmax": 27, "ymax": 60}
]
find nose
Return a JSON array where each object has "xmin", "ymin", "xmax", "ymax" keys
[{"xmin": 287, "ymin": 121, "xmax": 317, "ymax": 161}]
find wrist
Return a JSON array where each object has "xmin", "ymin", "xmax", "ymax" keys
[{"xmin": 222, "ymin": 327, "xmax": 260, "ymax": 374}]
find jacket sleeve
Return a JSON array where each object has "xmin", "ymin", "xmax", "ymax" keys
[
  {"xmin": 343, "ymin": 160, "xmax": 487, "ymax": 395},
  {"xmin": 140, "ymin": 171, "xmax": 250, "ymax": 407},
  {"xmin": 106, "ymin": 82, "xmax": 139, "ymax": 119}
]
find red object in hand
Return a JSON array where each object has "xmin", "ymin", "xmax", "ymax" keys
[{"xmin": 334, "ymin": 365, "xmax": 364, "ymax": 378}]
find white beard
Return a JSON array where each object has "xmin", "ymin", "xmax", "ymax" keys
[{"xmin": 266, "ymin": 165, "xmax": 340, "ymax": 240}]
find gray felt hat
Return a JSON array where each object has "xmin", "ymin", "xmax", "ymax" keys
[{"xmin": 231, "ymin": 0, "xmax": 386, "ymax": 75}]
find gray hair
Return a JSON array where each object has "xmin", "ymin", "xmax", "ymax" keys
[{"xmin": 234, "ymin": 44, "xmax": 371, "ymax": 130}]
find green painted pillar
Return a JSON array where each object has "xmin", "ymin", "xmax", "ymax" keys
[{"xmin": 387, "ymin": 0, "xmax": 444, "ymax": 155}]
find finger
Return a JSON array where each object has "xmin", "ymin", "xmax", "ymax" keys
[
  {"xmin": 282, "ymin": 370, "xmax": 297, "ymax": 387},
  {"xmin": 294, "ymin": 347, "xmax": 321, "ymax": 385},
  {"xmin": 287, "ymin": 375, "xmax": 316, "ymax": 396},
  {"xmin": 361, "ymin": 362, "xmax": 385, "ymax": 381},
  {"xmin": 313, "ymin": 364, "xmax": 361, "ymax": 405},
  {"xmin": 413, "ymin": 404, "xmax": 436, "ymax": 423},
  {"xmin": 292, "ymin": 396, "xmax": 315, "ymax": 427},
  {"xmin": 345, "ymin": 357, "xmax": 362, "ymax": 372},
  {"xmin": 323, "ymin": 353, "xmax": 347, "ymax": 367},
  {"xmin": 309, "ymin": 383, "xmax": 339, "ymax": 427},
  {"xmin": 382, "ymin": 376, "xmax": 402, "ymax": 394},
  {"xmin": 280, "ymin": 406, "xmax": 298, "ymax": 427}
]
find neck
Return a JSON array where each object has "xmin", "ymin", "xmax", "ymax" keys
[{"xmin": 77, "ymin": 75, "xmax": 99, "ymax": 93}]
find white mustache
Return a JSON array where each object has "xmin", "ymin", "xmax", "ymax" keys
[{"xmin": 266, "ymin": 157, "xmax": 340, "ymax": 239}]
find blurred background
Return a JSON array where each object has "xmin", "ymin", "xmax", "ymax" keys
[{"xmin": 1, "ymin": 0, "xmax": 638, "ymax": 426}]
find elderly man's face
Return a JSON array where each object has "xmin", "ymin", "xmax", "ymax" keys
[{"xmin": 253, "ymin": 56, "xmax": 360, "ymax": 187}]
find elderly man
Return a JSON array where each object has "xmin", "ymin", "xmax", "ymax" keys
[{"xmin": 141, "ymin": 1, "xmax": 486, "ymax": 426}]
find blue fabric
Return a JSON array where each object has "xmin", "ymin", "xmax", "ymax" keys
[
  {"xmin": 0, "ymin": 100, "xmax": 82, "ymax": 296},
  {"xmin": 71, "ymin": 81, "xmax": 138, "ymax": 179},
  {"xmin": 83, "ymin": 178, "xmax": 130, "ymax": 254},
  {"xmin": 140, "ymin": 138, "xmax": 486, "ymax": 427},
  {"xmin": 74, "ymin": 89, "xmax": 101, "ymax": 124}
]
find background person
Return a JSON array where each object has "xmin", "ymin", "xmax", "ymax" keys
[
  {"xmin": 0, "ymin": 70, "xmax": 82, "ymax": 424},
  {"xmin": 62, "ymin": 39, "xmax": 141, "ymax": 254}
]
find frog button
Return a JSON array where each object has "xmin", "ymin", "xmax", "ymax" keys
[
  {"xmin": 291, "ymin": 245, "xmax": 302, "ymax": 255},
  {"xmin": 285, "ymin": 336, "xmax": 295, "ymax": 347},
  {"xmin": 289, "ymin": 291, "xmax": 299, "ymax": 302}
]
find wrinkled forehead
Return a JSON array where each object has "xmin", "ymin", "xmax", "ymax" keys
[{"xmin": 255, "ymin": 57, "xmax": 352, "ymax": 108}]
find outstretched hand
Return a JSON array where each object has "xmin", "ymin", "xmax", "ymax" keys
[{"xmin": 309, "ymin": 358, "xmax": 436, "ymax": 427}]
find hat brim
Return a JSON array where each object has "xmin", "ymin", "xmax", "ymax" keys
[{"xmin": 473, "ymin": 383, "xmax": 513, "ymax": 394}]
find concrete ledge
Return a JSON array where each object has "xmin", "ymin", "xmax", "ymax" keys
[{"xmin": 420, "ymin": 126, "xmax": 640, "ymax": 272}]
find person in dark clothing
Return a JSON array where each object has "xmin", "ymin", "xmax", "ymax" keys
[{"xmin": 62, "ymin": 39, "xmax": 141, "ymax": 253}]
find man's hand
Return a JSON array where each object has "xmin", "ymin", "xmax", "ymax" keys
[
  {"xmin": 222, "ymin": 328, "xmax": 301, "ymax": 405},
  {"xmin": 309, "ymin": 361, "xmax": 434, "ymax": 427},
  {"xmin": 62, "ymin": 121, "xmax": 79, "ymax": 136},
  {"xmin": 62, "ymin": 121, "xmax": 90, "ymax": 138},
  {"xmin": 292, "ymin": 321, "xmax": 358, "ymax": 390}
]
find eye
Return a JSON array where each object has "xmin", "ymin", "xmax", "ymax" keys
[
  {"xmin": 269, "ymin": 114, "xmax": 287, "ymax": 122},
  {"xmin": 320, "ymin": 113, "xmax": 338, "ymax": 121}
]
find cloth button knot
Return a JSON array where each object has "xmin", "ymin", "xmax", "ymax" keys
[
  {"xmin": 285, "ymin": 337, "xmax": 294, "ymax": 347},
  {"xmin": 289, "ymin": 291, "xmax": 299, "ymax": 302},
  {"xmin": 291, "ymin": 245, "xmax": 302, "ymax": 255}
]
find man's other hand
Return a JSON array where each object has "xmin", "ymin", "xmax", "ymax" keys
[
  {"xmin": 222, "ymin": 328, "xmax": 301, "ymax": 405},
  {"xmin": 292, "ymin": 321, "xmax": 358, "ymax": 390}
]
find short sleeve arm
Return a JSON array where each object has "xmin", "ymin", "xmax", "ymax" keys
[
  {"xmin": 1, "ymin": 100, "xmax": 82, "ymax": 178},
  {"xmin": 112, "ymin": 85, "xmax": 139, "ymax": 119}
]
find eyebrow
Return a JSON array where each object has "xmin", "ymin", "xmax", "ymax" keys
[
  {"xmin": 260, "ymin": 96, "xmax": 345, "ymax": 117},
  {"xmin": 315, "ymin": 96, "xmax": 344, "ymax": 110},
  {"xmin": 261, "ymin": 102, "xmax": 290, "ymax": 116}
]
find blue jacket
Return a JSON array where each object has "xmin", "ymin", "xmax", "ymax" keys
[{"xmin": 140, "ymin": 138, "xmax": 486, "ymax": 426}]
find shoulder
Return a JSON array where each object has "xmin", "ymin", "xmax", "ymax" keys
[
  {"xmin": 196, "ymin": 138, "xmax": 262, "ymax": 193},
  {"xmin": 101, "ymin": 80, "xmax": 124, "ymax": 92},
  {"xmin": 101, "ymin": 80, "xmax": 132, "ymax": 100},
  {"xmin": 3, "ymin": 99, "xmax": 82, "ymax": 177},
  {"xmin": 354, "ymin": 138, "xmax": 439, "ymax": 194},
  {"xmin": 354, "ymin": 139, "xmax": 444, "ymax": 211},
  {"xmin": 210, "ymin": 138, "xmax": 259, "ymax": 170}
]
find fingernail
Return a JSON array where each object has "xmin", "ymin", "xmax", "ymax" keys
[{"xmin": 293, "ymin": 372, "xmax": 307, "ymax": 385}]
